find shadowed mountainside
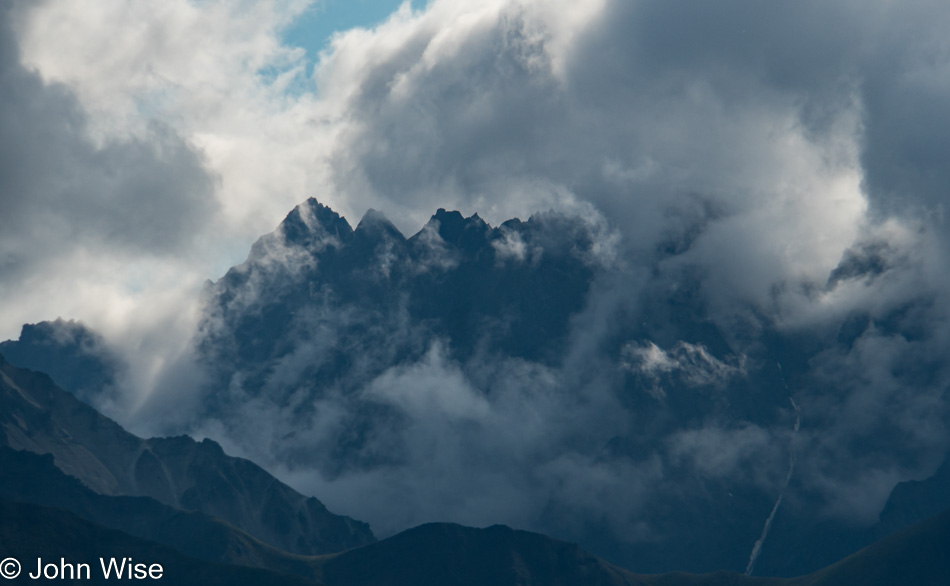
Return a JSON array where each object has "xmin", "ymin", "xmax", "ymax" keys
[
  {"xmin": 4, "ymin": 489, "xmax": 949, "ymax": 586},
  {"xmin": 0, "ymin": 353, "xmax": 374, "ymax": 556},
  {"xmin": 0, "ymin": 318, "xmax": 118, "ymax": 405},
  {"xmin": 2, "ymin": 347, "xmax": 949, "ymax": 585},
  {"xmin": 314, "ymin": 511, "xmax": 950, "ymax": 586},
  {"xmin": 191, "ymin": 199, "xmax": 950, "ymax": 575},
  {"xmin": 317, "ymin": 522, "xmax": 779, "ymax": 586},
  {"xmin": 0, "ymin": 447, "xmax": 324, "ymax": 581},
  {"xmin": 0, "ymin": 498, "xmax": 318, "ymax": 586},
  {"xmin": 789, "ymin": 507, "xmax": 950, "ymax": 586},
  {"xmin": 6, "ymin": 199, "xmax": 950, "ymax": 577}
]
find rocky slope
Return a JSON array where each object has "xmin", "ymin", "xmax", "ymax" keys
[
  {"xmin": 0, "ymin": 353, "xmax": 374, "ymax": 556},
  {"xmin": 0, "ymin": 447, "xmax": 323, "ymax": 581},
  {"xmin": 0, "ymin": 498, "xmax": 317, "ymax": 586}
]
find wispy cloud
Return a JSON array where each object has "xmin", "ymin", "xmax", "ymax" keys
[
  {"xmin": 621, "ymin": 341, "xmax": 744, "ymax": 399},
  {"xmin": 4, "ymin": 0, "xmax": 950, "ymax": 568}
]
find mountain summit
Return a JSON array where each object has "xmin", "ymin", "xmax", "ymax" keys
[
  {"xmin": 188, "ymin": 200, "xmax": 789, "ymax": 571},
  {"xmin": 198, "ymin": 198, "xmax": 606, "ymax": 395}
]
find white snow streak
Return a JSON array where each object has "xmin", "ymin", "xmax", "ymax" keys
[{"xmin": 745, "ymin": 363, "xmax": 801, "ymax": 576}]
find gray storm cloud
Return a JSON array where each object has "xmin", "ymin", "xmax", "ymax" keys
[
  {"xmin": 235, "ymin": 0, "xmax": 950, "ymax": 541},
  {"xmin": 0, "ymin": 2, "xmax": 222, "ymax": 419},
  {"xmin": 4, "ymin": 0, "xmax": 950, "ymax": 569},
  {"xmin": 0, "ymin": 3, "xmax": 216, "ymax": 275}
]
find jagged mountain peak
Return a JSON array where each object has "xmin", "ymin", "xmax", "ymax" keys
[
  {"xmin": 200, "ymin": 199, "xmax": 614, "ymax": 372},
  {"xmin": 354, "ymin": 207, "xmax": 405, "ymax": 242},
  {"xmin": 249, "ymin": 199, "xmax": 607, "ymax": 268},
  {"xmin": 277, "ymin": 197, "xmax": 353, "ymax": 249},
  {"xmin": 418, "ymin": 208, "xmax": 491, "ymax": 250}
]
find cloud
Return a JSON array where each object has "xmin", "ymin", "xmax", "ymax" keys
[
  {"xmin": 0, "ymin": 4, "xmax": 216, "ymax": 263},
  {"xmin": 621, "ymin": 341, "xmax": 745, "ymax": 399},
  {"xmin": 667, "ymin": 424, "xmax": 779, "ymax": 485},
  {"xmin": 6, "ymin": 0, "xmax": 950, "ymax": 563},
  {"xmin": 12, "ymin": 0, "xmax": 330, "ymax": 242},
  {"xmin": 1, "ymin": 0, "xmax": 344, "ymax": 416},
  {"xmin": 213, "ymin": 339, "xmax": 649, "ymax": 540},
  {"xmin": 365, "ymin": 342, "xmax": 491, "ymax": 421},
  {"xmin": 311, "ymin": 0, "xmax": 884, "ymax": 326},
  {"xmin": 794, "ymin": 323, "xmax": 950, "ymax": 522},
  {"xmin": 8, "ymin": 0, "xmax": 948, "ymax": 343},
  {"xmin": 10, "ymin": 0, "xmax": 940, "ymax": 346},
  {"xmin": 0, "ymin": 1, "xmax": 227, "ymax": 419},
  {"xmin": 253, "ymin": 0, "xmax": 950, "ymax": 541}
]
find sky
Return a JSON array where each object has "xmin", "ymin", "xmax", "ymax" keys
[
  {"xmin": 3, "ymin": 0, "xmax": 950, "ymax": 558},
  {"xmin": 5, "ymin": 0, "xmax": 946, "ymax": 361},
  {"xmin": 283, "ymin": 0, "xmax": 411, "ymax": 69}
]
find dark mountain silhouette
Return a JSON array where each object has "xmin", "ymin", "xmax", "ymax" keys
[
  {"xmin": 0, "ymin": 353, "xmax": 374, "ymax": 557},
  {"xmin": 0, "ymin": 498, "xmax": 318, "ymax": 586},
  {"xmin": 198, "ymin": 199, "xmax": 600, "ymax": 400},
  {"xmin": 7, "ymin": 198, "xmax": 950, "ymax": 578},
  {"xmin": 751, "ymin": 454, "xmax": 950, "ymax": 576},
  {"xmin": 313, "ymin": 509, "xmax": 950, "ymax": 586},
  {"xmin": 316, "ymin": 522, "xmax": 771, "ymax": 586},
  {"xmin": 0, "ymin": 318, "xmax": 118, "ymax": 404},
  {"xmin": 165, "ymin": 199, "xmax": 950, "ymax": 575},
  {"xmin": 186, "ymin": 200, "xmax": 800, "ymax": 574},
  {"xmin": 791, "ymin": 507, "xmax": 950, "ymax": 586},
  {"xmin": 0, "ymin": 447, "xmax": 323, "ymax": 581},
  {"xmin": 6, "ymin": 470, "xmax": 948, "ymax": 586},
  {"xmin": 3, "ymin": 324, "xmax": 950, "ymax": 585}
]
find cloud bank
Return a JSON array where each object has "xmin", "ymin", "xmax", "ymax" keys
[
  {"xmin": 7, "ymin": 0, "xmax": 947, "ymax": 352},
  {"xmin": 4, "ymin": 0, "xmax": 950, "ymax": 570}
]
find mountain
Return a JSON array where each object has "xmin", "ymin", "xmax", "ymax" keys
[
  {"xmin": 0, "ymin": 318, "xmax": 118, "ymax": 403},
  {"xmin": 0, "ymin": 498, "xmax": 317, "ymax": 586},
  {"xmin": 182, "ymin": 198, "xmax": 950, "ymax": 576},
  {"xmin": 314, "ymin": 509, "xmax": 950, "ymax": 586},
  {"xmin": 319, "ymin": 522, "xmax": 645, "ymax": 586},
  {"xmin": 0, "ymin": 446, "xmax": 323, "ymax": 581},
  {"xmin": 5, "ymin": 444, "xmax": 950, "ymax": 586},
  {"xmin": 6, "ymin": 442, "xmax": 949, "ymax": 586},
  {"xmin": 0, "ymin": 352, "xmax": 374, "ymax": 557},
  {"xmin": 316, "ymin": 522, "xmax": 774, "ymax": 586},
  {"xmin": 8, "ymin": 198, "xmax": 949, "ymax": 578},
  {"xmin": 188, "ymin": 200, "xmax": 791, "ymax": 571},
  {"xmin": 789, "ymin": 507, "xmax": 950, "ymax": 586},
  {"xmin": 749, "ymin": 445, "xmax": 950, "ymax": 576},
  {"xmin": 2, "ymin": 340, "xmax": 950, "ymax": 585},
  {"xmin": 197, "ymin": 200, "xmax": 601, "ymax": 401}
]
